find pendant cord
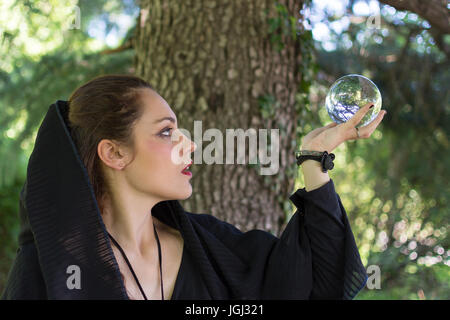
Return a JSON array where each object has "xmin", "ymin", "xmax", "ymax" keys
[
  {"xmin": 154, "ymin": 223, "xmax": 164, "ymax": 300},
  {"xmin": 107, "ymin": 223, "xmax": 164, "ymax": 300}
]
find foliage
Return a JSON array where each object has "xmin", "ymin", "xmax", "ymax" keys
[
  {"xmin": 258, "ymin": 94, "xmax": 280, "ymax": 119},
  {"xmin": 306, "ymin": 0, "xmax": 449, "ymax": 299},
  {"xmin": 265, "ymin": 3, "xmax": 299, "ymax": 51},
  {"xmin": 0, "ymin": 0, "xmax": 136, "ymax": 294},
  {"xmin": 0, "ymin": 0, "xmax": 448, "ymax": 300}
]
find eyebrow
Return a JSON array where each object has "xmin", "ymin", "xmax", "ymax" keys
[{"xmin": 153, "ymin": 116, "xmax": 177, "ymax": 124}]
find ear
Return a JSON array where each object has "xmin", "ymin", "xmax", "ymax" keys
[{"xmin": 97, "ymin": 139, "xmax": 130, "ymax": 170}]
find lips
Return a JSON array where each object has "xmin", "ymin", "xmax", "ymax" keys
[{"xmin": 181, "ymin": 160, "xmax": 193, "ymax": 173}]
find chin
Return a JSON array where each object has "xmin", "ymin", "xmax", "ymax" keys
[
  {"xmin": 160, "ymin": 183, "xmax": 192, "ymax": 201},
  {"xmin": 179, "ymin": 186, "xmax": 192, "ymax": 200},
  {"xmin": 175, "ymin": 185, "xmax": 193, "ymax": 200}
]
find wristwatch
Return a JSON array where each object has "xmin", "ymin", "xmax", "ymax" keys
[{"xmin": 295, "ymin": 150, "xmax": 335, "ymax": 173}]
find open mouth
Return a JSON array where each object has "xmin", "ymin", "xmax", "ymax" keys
[{"xmin": 181, "ymin": 160, "xmax": 193, "ymax": 176}]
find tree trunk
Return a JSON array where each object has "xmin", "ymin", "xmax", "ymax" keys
[{"xmin": 134, "ymin": 0, "xmax": 305, "ymax": 235}]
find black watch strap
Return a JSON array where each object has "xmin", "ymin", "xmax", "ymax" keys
[{"xmin": 295, "ymin": 150, "xmax": 335, "ymax": 172}]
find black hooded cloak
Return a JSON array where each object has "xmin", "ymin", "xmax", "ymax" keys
[{"xmin": 1, "ymin": 100, "xmax": 368, "ymax": 300}]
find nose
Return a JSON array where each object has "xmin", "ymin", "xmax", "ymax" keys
[
  {"xmin": 177, "ymin": 130, "xmax": 196, "ymax": 156},
  {"xmin": 183, "ymin": 137, "xmax": 196, "ymax": 156},
  {"xmin": 189, "ymin": 139, "xmax": 197, "ymax": 154}
]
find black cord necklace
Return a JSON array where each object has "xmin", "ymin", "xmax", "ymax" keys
[{"xmin": 107, "ymin": 224, "xmax": 164, "ymax": 300}]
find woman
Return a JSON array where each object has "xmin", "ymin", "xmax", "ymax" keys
[{"xmin": 1, "ymin": 74, "xmax": 386, "ymax": 300}]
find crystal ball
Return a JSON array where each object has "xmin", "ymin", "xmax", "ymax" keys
[{"xmin": 325, "ymin": 74, "xmax": 382, "ymax": 128}]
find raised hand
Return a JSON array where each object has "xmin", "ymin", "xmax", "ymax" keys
[{"xmin": 300, "ymin": 102, "xmax": 387, "ymax": 153}]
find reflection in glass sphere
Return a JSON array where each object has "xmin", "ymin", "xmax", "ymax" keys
[{"xmin": 325, "ymin": 74, "xmax": 382, "ymax": 128}]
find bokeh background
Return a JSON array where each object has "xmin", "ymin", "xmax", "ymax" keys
[{"xmin": 0, "ymin": 0, "xmax": 448, "ymax": 299}]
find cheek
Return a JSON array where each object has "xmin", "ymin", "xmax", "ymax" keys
[
  {"xmin": 127, "ymin": 140, "xmax": 176, "ymax": 189},
  {"xmin": 143, "ymin": 139, "xmax": 177, "ymax": 170},
  {"xmin": 128, "ymin": 138, "xmax": 191, "ymax": 199}
]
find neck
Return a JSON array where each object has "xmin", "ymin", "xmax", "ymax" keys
[{"xmin": 100, "ymin": 189, "xmax": 162, "ymax": 258}]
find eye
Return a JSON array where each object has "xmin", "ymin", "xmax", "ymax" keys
[{"xmin": 159, "ymin": 127, "xmax": 173, "ymax": 138}]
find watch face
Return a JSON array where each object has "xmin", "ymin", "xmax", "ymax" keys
[
  {"xmin": 329, "ymin": 161, "xmax": 334, "ymax": 169},
  {"xmin": 324, "ymin": 155, "xmax": 334, "ymax": 169}
]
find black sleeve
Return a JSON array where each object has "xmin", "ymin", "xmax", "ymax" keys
[
  {"xmin": 1, "ymin": 182, "xmax": 48, "ymax": 300},
  {"xmin": 262, "ymin": 178, "xmax": 368, "ymax": 299},
  {"xmin": 1, "ymin": 242, "xmax": 48, "ymax": 300}
]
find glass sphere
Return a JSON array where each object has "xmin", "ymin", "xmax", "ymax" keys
[{"xmin": 325, "ymin": 74, "xmax": 382, "ymax": 128}]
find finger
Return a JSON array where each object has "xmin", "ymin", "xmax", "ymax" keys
[
  {"xmin": 345, "ymin": 102, "xmax": 374, "ymax": 128},
  {"xmin": 304, "ymin": 122, "xmax": 338, "ymax": 139},
  {"xmin": 312, "ymin": 122, "xmax": 338, "ymax": 138},
  {"xmin": 318, "ymin": 122, "xmax": 338, "ymax": 132},
  {"xmin": 316, "ymin": 122, "xmax": 338, "ymax": 134},
  {"xmin": 354, "ymin": 110, "xmax": 387, "ymax": 139}
]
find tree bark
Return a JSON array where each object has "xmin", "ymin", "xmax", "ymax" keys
[{"xmin": 134, "ymin": 0, "xmax": 305, "ymax": 235}]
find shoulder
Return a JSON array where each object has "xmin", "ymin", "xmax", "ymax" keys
[
  {"xmin": 1, "ymin": 242, "xmax": 47, "ymax": 299},
  {"xmin": 185, "ymin": 211, "xmax": 242, "ymax": 233},
  {"xmin": 185, "ymin": 211, "xmax": 278, "ymax": 244}
]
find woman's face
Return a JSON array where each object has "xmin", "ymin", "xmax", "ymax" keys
[{"xmin": 112, "ymin": 88, "xmax": 196, "ymax": 202}]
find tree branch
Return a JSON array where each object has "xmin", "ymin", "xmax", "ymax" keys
[
  {"xmin": 379, "ymin": 0, "xmax": 450, "ymax": 34},
  {"xmin": 379, "ymin": 0, "xmax": 449, "ymax": 57},
  {"xmin": 99, "ymin": 38, "xmax": 133, "ymax": 55}
]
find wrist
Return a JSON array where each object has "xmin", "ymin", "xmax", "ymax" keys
[
  {"xmin": 300, "ymin": 144, "xmax": 326, "ymax": 152},
  {"xmin": 301, "ymin": 160, "xmax": 330, "ymax": 192},
  {"xmin": 296, "ymin": 149, "xmax": 335, "ymax": 172}
]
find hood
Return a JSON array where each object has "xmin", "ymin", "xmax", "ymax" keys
[{"xmin": 17, "ymin": 100, "xmax": 186, "ymax": 299}]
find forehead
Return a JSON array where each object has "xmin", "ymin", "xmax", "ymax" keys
[{"xmin": 139, "ymin": 88, "xmax": 177, "ymax": 124}]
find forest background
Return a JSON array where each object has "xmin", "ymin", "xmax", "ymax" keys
[{"xmin": 0, "ymin": 0, "xmax": 448, "ymax": 299}]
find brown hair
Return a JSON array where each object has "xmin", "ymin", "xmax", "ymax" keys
[{"xmin": 67, "ymin": 74, "xmax": 153, "ymax": 213}]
